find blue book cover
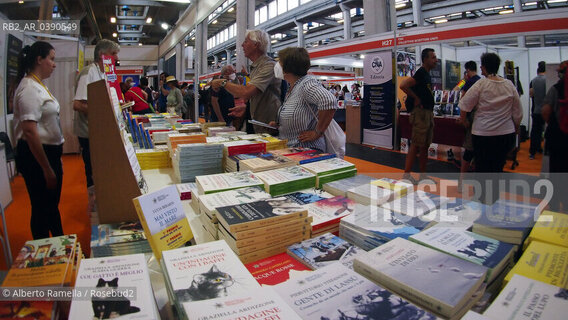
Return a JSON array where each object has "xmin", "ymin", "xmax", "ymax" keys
[
  {"xmin": 287, "ymin": 232, "xmax": 363, "ymax": 269},
  {"xmin": 475, "ymin": 199, "xmax": 539, "ymax": 231}
]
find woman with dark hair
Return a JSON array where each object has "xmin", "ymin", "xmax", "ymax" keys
[
  {"xmin": 166, "ymin": 75, "xmax": 184, "ymax": 115},
  {"xmin": 459, "ymin": 52, "xmax": 522, "ymax": 203},
  {"xmin": 13, "ymin": 41, "xmax": 64, "ymax": 239},
  {"xmin": 269, "ymin": 47, "xmax": 337, "ymax": 151}
]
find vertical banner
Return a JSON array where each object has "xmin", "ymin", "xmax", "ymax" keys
[
  {"xmin": 5, "ymin": 34, "xmax": 22, "ymax": 115},
  {"xmin": 445, "ymin": 60, "xmax": 461, "ymax": 89},
  {"xmin": 102, "ymin": 54, "xmax": 124, "ymax": 104},
  {"xmin": 362, "ymin": 51, "xmax": 394, "ymax": 149},
  {"xmin": 430, "ymin": 62, "xmax": 442, "ymax": 91}
]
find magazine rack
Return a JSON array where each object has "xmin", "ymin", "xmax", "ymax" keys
[{"xmin": 88, "ymin": 80, "xmax": 141, "ymax": 223}]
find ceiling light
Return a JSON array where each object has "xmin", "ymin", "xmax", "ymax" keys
[
  {"xmin": 138, "ymin": 43, "xmax": 142, "ymax": 46},
  {"xmin": 112, "ymin": 32, "xmax": 118, "ymax": 37},
  {"xmin": 271, "ymin": 39, "xmax": 277, "ymax": 43},
  {"xmin": 499, "ymin": 9, "xmax": 514, "ymax": 14},
  {"xmin": 524, "ymin": 1, "xmax": 537, "ymax": 5},
  {"xmin": 360, "ymin": 55, "xmax": 365, "ymax": 58},
  {"xmin": 191, "ymin": 36, "xmax": 195, "ymax": 40},
  {"xmin": 18, "ymin": 0, "xmax": 24, "ymax": 3},
  {"xmin": 146, "ymin": 17, "xmax": 152, "ymax": 24},
  {"xmin": 337, "ymin": 19, "xmax": 344, "ymax": 23},
  {"xmin": 161, "ymin": 23, "xmax": 169, "ymax": 30},
  {"xmin": 212, "ymin": 20, "xmax": 218, "ymax": 24},
  {"xmin": 110, "ymin": 17, "xmax": 117, "ymax": 23},
  {"xmin": 228, "ymin": 7, "xmax": 234, "ymax": 12},
  {"xmin": 547, "ymin": 0, "xmax": 566, "ymax": 3},
  {"xmin": 222, "ymin": 57, "xmax": 226, "ymax": 60},
  {"xmin": 434, "ymin": 19, "xmax": 448, "ymax": 24},
  {"xmin": 395, "ymin": 3, "xmax": 406, "ymax": 9}
]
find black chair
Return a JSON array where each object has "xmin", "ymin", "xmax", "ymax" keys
[{"xmin": 0, "ymin": 132, "xmax": 16, "ymax": 178}]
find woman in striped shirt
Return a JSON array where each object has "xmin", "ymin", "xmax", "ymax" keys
[{"xmin": 270, "ymin": 47, "xmax": 337, "ymax": 151}]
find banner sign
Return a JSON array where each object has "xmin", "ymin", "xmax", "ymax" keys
[
  {"xmin": 102, "ymin": 54, "xmax": 124, "ymax": 104},
  {"xmin": 362, "ymin": 51, "xmax": 395, "ymax": 149}
]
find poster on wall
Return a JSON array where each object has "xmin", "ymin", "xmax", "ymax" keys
[
  {"xmin": 362, "ymin": 51, "xmax": 395, "ymax": 149},
  {"xmin": 5, "ymin": 34, "xmax": 22, "ymax": 115},
  {"xmin": 396, "ymin": 51, "xmax": 416, "ymax": 77},
  {"xmin": 445, "ymin": 60, "xmax": 461, "ymax": 90},
  {"xmin": 121, "ymin": 75, "xmax": 140, "ymax": 87},
  {"xmin": 430, "ymin": 61, "xmax": 442, "ymax": 91}
]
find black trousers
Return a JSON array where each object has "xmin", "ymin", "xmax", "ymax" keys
[
  {"xmin": 16, "ymin": 140, "xmax": 64, "ymax": 239},
  {"xmin": 530, "ymin": 113, "xmax": 544, "ymax": 155},
  {"xmin": 78, "ymin": 137, "xmax": 93, "ymax": 187}
]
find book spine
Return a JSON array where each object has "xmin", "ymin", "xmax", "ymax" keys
[
  {"xmin": 132, "ymin": 199, "xmax": 161, "ymax": 260},
  {"xmin": 225, "ymin": 227, "xmax": 310, "ymax": 248},
  {"xmin": 231, "ymin": 218, "xmax": 312, "ymax": 240},
  {"xmin": 222, "ymin": 210, "xmax": 309, "ymax": 233}
]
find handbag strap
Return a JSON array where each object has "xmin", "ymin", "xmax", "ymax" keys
[
  {"xmin": 128, "ymin": 89, "xmax": 154, "ymax": 112},
  {"xmin": 305, "ymin": 103, "xmax": 339, "ymax": 154}
]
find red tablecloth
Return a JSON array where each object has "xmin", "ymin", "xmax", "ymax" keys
[{"xmin": 399, "ymin": 113, "xmax": 465, "ymax": 147}]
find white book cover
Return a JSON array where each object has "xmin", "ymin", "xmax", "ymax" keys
[
  {"xmin": 307, "ymin": 196, "xmax": 357, "ymax": 228},
  {"xmin": 287, "ymin": 232, "xmax": 363, "ymax": 269},
  {"xmin": 196, "ymin": 171, "xmax": 263, "ymax": 194},
  {"xmin": 255, "ymin": 166, "xmax": 315, "ymax": 185},
  {"xmin": 300, "ymin": 158, "xmax": 355, "ymax": 175},
  {"xmin": 354, "ymin": 237, "xmax": 487, "ymax": 317},
  {"xmin": 425, "ymin": 198, "xmax": 486, "ymax": 229},
  {"xmin": 69, "ymin": 253, "xmax": 157, "ymax": 320},
  {"xmin": 483, "ymin": 274, "xmax": 568, "ymax": 320},
  {"xmin": 199, "ymin": 186, "xmax": 271, "ymax": 217},
  {"xmin": 183, "ymin": 287, "xmax": 302, "ymax": 320},
  {"xmin": 322, "ymin": 174, "xmax": 377, "ymax": 196},
  {"xmin": 273, "ymin": 264, "xmax": 437, "ymax": 320},
  {"xmin": 347, "ymin": 183, "xmax": 396, "ymax": 205},
  {"xmin": 382, "ymin": 190, "xmax": 452, "ymax": 217},
  {"xmin": 161, "ymin": 240, "xmax": 260, "ymax": 304}
]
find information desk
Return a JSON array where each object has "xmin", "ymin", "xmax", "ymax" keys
[{"xmin": 399, "ymin": 113, "xmax": 465, "ymax": 147}]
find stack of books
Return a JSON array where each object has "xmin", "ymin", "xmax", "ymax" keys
[
  {"xmin": 371, "ymin": 177, "xmax": 414, "ymax": 198},
  {"xmin": 426, "ymin": 198, "xmax": 487, "ymax": 230},
  {"xmin": 197, "ymin": 186, "xmax": 271, "ymax": 239},
  {"xmin": 216, "ymin": 130, "xmax": 247, "ymax": 137},
  {"xmin": 381, "ymin": 190, "xmax": 452, "ymax": 218},
  {"xmin": 90, "ymin": 222, "xmax": 151, "ymax": 257},
  {"xmin": 177, "ymin": 123, "xmax": 202, "ymax": 133},
  {"xmin": 135, "ymin": 148, "xmax": 171, "ymax": 169},
  {"xmin": 473, "ymin": 199, "xmax": 539, "ymax": 245},
  {"xmin": 68, "ymin": 253, "xmax": 158, "ymax": 320},
  {"xmin": 409, "ymin": 227, "xmax": 515, "ymax": 284},
  {"xmin": 239, "ymin": 152, "xmax": 296, "ymax": 172},
  {"xmin": 322, "ymin": 174, "xmax": 377, "ymax": 196},
  {"xmin": 161, "ymin": 241, "xmax": 261, "ymax": 319},
  {"xmin": 307, "ymin": 195, "xmax": 357, "ymax": 236},
  {"xmin": 3, "ymin": 235, "xmax": 79, "ymax": 287},
  {"xmin": 173, "ymin": 143, "xmax": 224, "ymax": 183},
  {"xmin": 256, "ymin": 135, "xmax": 288, "ymax": 150},
  {"xmin": 151, "ymin": 130, "xmax": 176, "ymax": 144},
  {"xmin": 283, "ymin": 149, "xmax": 336, "ymax": 164},
  {"xmin": 200, "ymin": 121, "xmax": 228, "ymax": 132},
  {"xmin": 524, "ymin": 210, "xmax": 568, "ymax": 249},
  {"xmin": 354, "ymin": 237, "xmax": 488, "ymax": 319},
  {"xmin": 255, "ymin": 166, "xmax": 316, "ymax": 196},
  {"xmin": 339, "ymin": 205, "xmax": 426, "ymax": 251},
  {"xmin": 176, "ymin": 182, "xmax": 197, "ymax": 200},
  {"xmin": 274, "ymin": 264, "xmax": 438, "ymax": 320},
  {"xmin": 244, "ymin": 252, "xmax": 311, "ymax": 286},
  {"xmin": 224, "ymin": 153, "xmax": 260, "ymax": 172},
  {"xmin": 206, "ymin": 126, "xmax": 235, "ymax": 136},
  {"xmin": 222, "ymin": 140, "xmax": 267, "ymax": 158},
  {"xmin": 300, "ymin": 157, "xmax": 357, "ymax": 188},
  {"xmin": 166, "ymin": 132, "xmax": 207, "ymax": 153},
  {"xmin": 205, "ymin": 135, "xmax": 236, "ymax": 144},
  {"xmin": 215, "ymin": 198, "xmax": 313, "ymax": 263},
  {"xmin": 346, "ymin": 183, "xmax": 401, "ymax": 206},
  {"xmin": 195, "ymin": 170, "xmax": 264, "ymax": 195},
  {"xmin": 287, "ymin": 233, "xmax": 364, "ymax": 270}
]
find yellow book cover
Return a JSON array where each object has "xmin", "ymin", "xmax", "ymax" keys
[
  {"xmin": 525, "ymin": 210, "xmax": 568, "ymax": 249},
  {"xmin": 370, "ymin": 178, "xmax": 413, "ymax": 197},
  {"xmin": 2, "ymin": 235, "xmax": 77, "ymax": 287},
  {"xmin": 505, "ymin": 240, "xmax": 568, "ymax": 289},
  {"xmin": 132, "ymin": 185, "xmax": 194, "ymax": 260}
]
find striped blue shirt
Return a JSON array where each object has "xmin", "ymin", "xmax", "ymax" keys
[{"xmin": 277, "ymin": 75, "xmax": 338, "ymax": 151}]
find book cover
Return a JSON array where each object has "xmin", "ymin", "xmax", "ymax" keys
[
  {"xmin": 347, "ymin": 183, "xmax": 397, "ymax": 206},
  {"xmin": 68, "ymin": 253, "xmax": 157, "ymax": 320},
  {"xmin": 245, "ymin": 252, "xmax": 311, "ymax": 286},
  {"xmin": 255, "ymin": 166, "xmax": 316, "ymax": 185},
  {"xmin": 161, "ymin": 240, "xmax": 260, "ymax": 304},
  {"xmin": 474, "ymin": 199, "xmax": 539, "ymax": 233},
  {"xmin": 354, "ymin": 237, "xmax": 487, "ymax": 318},
  {"xmin": 132, "ymin": 184, "xmax": 193, "ymax": 260},
  {"xmin": 308, "ymin": 196, "xmax": 356, "ymax": 230},
  {"xmin": 410, "ymin": 227, "xmax": 514, "ymax": 282},
  {"xmin": 525, "ymin": 210, "xmax": 568, "ymax": 249},
  {"xmin": 215, "ymin": 197, "xmax": 309, "ymax": 233},
  {"xmin": 183, "ymin": 287, "xmax": 302, "ymax": 320},
  {"xmin": 285, "ymin": 151, "xmax": 336, "ymax": 164},
  {"xmin": 382, "ymin": 190, "xmax": 452, "ymax": 217},
  {"xmin": 370, "ymin": 177, "xmax": 414, "ymax": 197},
  {"xmin": 196, "ymin": 171, "xmax": 264, "ymax": 194},
  {"xmin": 0, "ymin": 301, "xmax": 56, "ymax": 320},
  {"xmin": 274, "ymin": 264, "xmax": 438, "ymax": 320},
  {"xmin": 300, "ymin": 157, "xmax": 356, "ymax": 176},
  {"xmin": 271, "ymin": 147, "xmax": 315, "ymax": 156},
  {"xmin": 504, "ymin": 241, "xmax": 568, "ymax": 288},
  {"xmin": 3, "ymin": 235, "xmax": 77, "ymax": 287},
  {"xmin": 287, "ymin": 232, "xmax": 363, "ymax": 270},
  {"xmin": 198, "ymin": 186, "xmax": 271, "ymax": 219},
  {"xmin": 322, "ymin": 174, "xmax": 377, "ymax": 196},
  {"xmin": 484, "ymin": 274, "xmax": 568, "ymax": 320},
  {"xmin": 426, "ymin": 198, "xmax": 487, "ymax": 230}
]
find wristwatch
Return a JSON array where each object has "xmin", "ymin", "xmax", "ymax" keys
[{"xmin": 221, "ymin": 79, "xmax": 227, "ymax": 87}]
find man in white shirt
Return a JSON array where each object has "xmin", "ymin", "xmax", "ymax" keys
[{"xmin": 73, "ymin": 39, "xmax": 120, "ymax": 212}]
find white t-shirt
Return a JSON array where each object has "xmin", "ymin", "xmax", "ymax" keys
[
  {"xmin": 13, "ymin": 77, "xmax": 64, "ymax": 145},
  {"xmin": 73, "ymin": 63, "xmax": 105, "ymax": 137},
  {"xmin": 459, "ymin": 77, "xmax": 522, "ymax": 136}
]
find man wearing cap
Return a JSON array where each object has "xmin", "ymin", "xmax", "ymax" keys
[
  {"xmin": 210, "ymin": 29, "xmax": 281, "ymax": 134},
  {"xmin": 73, "ymin": 39, "xmax": 119, "ymax": 213}
]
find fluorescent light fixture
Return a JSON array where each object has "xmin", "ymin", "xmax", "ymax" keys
[
  {"xmin": 110, "ymin": 17, "xmax": 116, "ymax": 23},
  {"xmin": 499, "ymin": 9, "xmax": 514, "ymax": 14},
  {"xmin": 146, "ymin": 17, "xmax": 152, "ymax": 23},
  {"xmin": 303, "ymin": 30, "xmax": 307, "ymax": 34},
  {"xmin": 271, "ymin": 39, "xmax": 277, "ymax": 43},
  {"xmin": 222, "ymin": 57, "xmax": 226, "ymax": 60},
  {"xmin": 138, "ymin": 43, "xmax": 142, "ymax": 46},
  {"xmin": 112, "ymin": 32, "xmax": 118, "ymax": 37},
  {"xmin": 161, "ymin": 23, "xmax": 169, "ymax": 30},
  {"xmin": 152, "ymin": 0, "xmax": 190, "ymax": 3},
  {"xmin": 228, "ymin": 7, "xmax": 234, "ymax": 12},
  {"xmin": 18, "ymin": 0, "xmax": 24, "ymax": 3},
  {"xmin": 395, "ymin": 3, "xmax": 406, "ymax": 9},
  {"xmin": 430, "ymin": 15, "xmax": 446, "ymax": 20},
  {"xmin": 360, "ymin": 54, "xmax": 365, "ymax": 58},
  {"xmin": 547, "ymin": 0, "xmax": 566, "ymax": 3},
  {"xmin": 434, "ymin": 19, "xmax": 448, "ymax": 24},
  {"xmin": 191, "ymin": 36, "xmax": 195, "ymax": 40},
  {"xmin": 337, "ymin": 19, "xmax": 344, "ymax": 23},
  {"xmin": 524, "ymin": 2, "xmax": 537, "ymax": 5},
  {"xmin": 212, "ymin": 20, "xmax": 218, "ymax": 24}
]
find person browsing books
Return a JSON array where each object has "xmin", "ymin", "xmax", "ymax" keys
[
  {"xmin": 13, "ymin": 41, "xmax": 65, "ymax": 239},
  {"xmin": 268, "ymin": 47, "xmax": 337, "ymax": 152},
  {"xmin": 166, "ymin": 76, "xmax": 185, "ymax": 115}
]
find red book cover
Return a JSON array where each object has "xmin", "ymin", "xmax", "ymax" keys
[
  {"xmin": 245, "ymin": 252, "xmax": 310, "ymax": 286},
  {"xmin": 227, "ymin": 143, "xmax": 267, "ymax": 156}
]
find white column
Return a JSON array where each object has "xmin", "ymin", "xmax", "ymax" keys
[
  {"xmin": 295, "ymin": 20, "xmax": 304, "ymax": 47},
  {"xmin": 176, "ymin": 42, "xmax": 183, "ymax": 81},
  {"xmin": 226, "ymin": 49, "xmax": 232, "ymax": 65},
  {"xmin": 236, "ymin": 0, "xmax": 255, "ymax": 71},
  {"xmin": 363, "ymin": 0, "xmax": 392, "ymax": 35},
  {"xmin": 339, "ymin": 3, "xmax": 352, "ymax": 40},
  {"xmin": 513, "ymin": 0, "xmax": 525, "ymax": 47},
  {"xmin": 412, "ymin": 0, "xmax": 423, "ymax": 27},
  {"xmin": 196, "ymin": 20, "xmax": 208, "ymax": 74}
]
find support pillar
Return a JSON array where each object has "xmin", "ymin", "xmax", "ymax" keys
[
  {"xmin": 226, "ymin": 49, "xmax": 232, "ymax": 65},
  {"xmin": 295, "ymin": 20, "xmax": 304, "ymax": 48},
  {"xmin": 363, "ymin": 0, "xmax": 392, "ymax": 35},
  {"xmin": 411, "ymin": 0, "xmax": 423, "ymax": 27},
  {"xmin": 513, "ymin": 0, "xmax": 525, "ymax": 47},
  {"xmin": 236, "ymin": 0, "xmax": 255, "ymax": 71},
  {"xmin": 339, "ymin": 3, "xmax": 352, "ymax": 40}
]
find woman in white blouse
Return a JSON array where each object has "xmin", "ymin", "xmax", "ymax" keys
[
  {"xmin": 13, "ymin": 41, "xmax": 65, "ymax": 239},
  {"xmin": 269, "ymin": 47, "xmax": 337, "ymax": 151}
]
